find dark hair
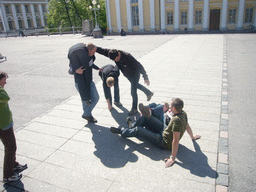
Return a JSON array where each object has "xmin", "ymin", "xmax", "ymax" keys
[
  {"xmin": 0, "ymin": 71, "xmax": 8, "ymax": 81},
  {"xmin": 108, "ymin": 49, "xmax": 119, "ymax": 60},
  {"xmin": 171, "ymin": 98, "xmax": 184, "ymax": 113}
]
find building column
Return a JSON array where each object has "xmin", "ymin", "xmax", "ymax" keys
[
  {"xmin": 220, "ymin": 0, "xmax": 228, "ymax": 30},
  {"xmin": 11, "ymin": 4, "xmax": 19, "ymax": 30},
  {"xmin": 0, "ymin": 3, "xmax": 8, "ymax": 31},
  {"xmin": 126, "ymin": 0, "xmax": 132, "ymax": 32},
  {"xmin": 160, "ymin": 0, "xmax": 166, "ymax": 32},
  {"xmin": 237, "ymin": 0, "xmax": 245, "ymax": 29},
  {"xmin": 30, "ymin": 3, "xmax": 37, "ymax": 28},
  {"xmin": 105, "ymin": 0, "xmax": 112, "ymax": 33},
  {"xmin": 138, "ymin": 0, "xmax": 144, "ymax": 32},
  {"xmin": 21, "ymin": 4, "xmax": 28, "ymax": 29},
  {"xmin": 202, "ymin": 0, "xmax": 209, "ymax": 30},
  {"xmin": 114, "ymin": 0, "xmax": 121, "ymax": 32},
  {"xmin": 150, "ymin": 0, "xmax": 155, "ymax": 31},
  {"xmin": 174, "ymin": 0, "xmax": 179, "ymax": 31},
  {"xmin": 188, "ymin": 0, "xmax": 194, "ymax": 31},
  {"xmin": 39, "ymin": 4, "xmax": 45, "ymax": 27}
]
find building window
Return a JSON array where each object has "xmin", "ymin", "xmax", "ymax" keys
[
  {"xmin": 166, "ymin": 0, "xmax": 173, "ymax": 2},
  {"xmin": 195, "ymin": 0, "xmax": 202, "ymax": 1},
  {"xmin": 36, "ymin": 17, "xmax": 41, "ymax": 27},
  {"xmin": 34, "ymin": 5, "xmax": 38, "ymax": 12},
  {"xmin": 25, "ymin": 5, "xmax": 29, "ymax": 13},
  {"xmin": 180, "ymin": 0, "xmax": 187, "ymax": 2},
  {"xmin": 44, "ymin": 17, "xmax": 47, "ymax": 26},
  {"xmin": 181, "ymin": 11, "xmax": 187, "ymax": 24},
  {"xmin": 5, "ymin": 5, "xmax": 10, "ymax": 14},
  {"xmin": 15, "ymin": 5, "xmax": 21, "ymax": 13},
  {"xmin": 167, "ymin": 12, "xmax": 173, "ymax": 25},
  {"xmin": 245, "ymin": 8, "xmax": 253, "ymax": 23},
  {"xmin": 8, "ymin": 21, "xmax": 13, "ymax": 30},
  {"xmin": 228, "ymin": 9, "xmax": 236, "ymax": 23},
  {"xmin": 132, "ymin": 6, "xmax": 139, "ymax": 26},
  {"xmin": 131, "ymin": 0, "xmax": 138, "ymax": 3},
  {"xmin": 27, "ymin": 18, "xmax": 32, "ymax": 28},
  {"xmin": 195, "ymin": 10, "xmax": 202, "ymax": 24},
  {"xmin": 42, "ymin": 5, "xmax": 46, "ymax": 12},
  {"xmin": 18, "ymin": 19, "xmax": 23, "ymax": 29}
]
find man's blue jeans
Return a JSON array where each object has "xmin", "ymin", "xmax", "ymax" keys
[
  {"xmin": 128, "ymin": 74, "xmax": 151, "ymax": 109},
  {"xmin": 121, "ymin": 116, "xmax": 165, "ymax": 149},
  {"xmin": 75, "ymin": 81, "xmax": 99, "ymax": 117}
]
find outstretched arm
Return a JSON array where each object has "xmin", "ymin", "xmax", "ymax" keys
[
  {"xmin": 164, "ymin": 131, "xmax": 180, "ymax": 168},
  {"xmin": 186, "ymin": 123, "xmax": 201, "ymax": 140},
  {"xmin": 96, "ymin": 47, "xmax": 111, "ymax": 58}
]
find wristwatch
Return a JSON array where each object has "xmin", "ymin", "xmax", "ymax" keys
[{"xmin": 170, "ymin": 155, "xmax": 176, "ymax": 161}]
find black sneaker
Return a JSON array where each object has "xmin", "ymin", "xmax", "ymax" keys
[
  {"xmin": 126, "ymin": 117, "xmax": 133, "ymax": 129},
  {"xmin": 139, "ymin": 103, "xmax": 151, "ymax": 118},
  {"xmin": 147, "ymin": 92, "xmax": 154, "ymax": 101},
  {"xmin": 3, "ymin": 173, "xmax": 22, "ymax": 183},
  {"xmin": 13, "ymin": 164, "xmax": 27, "ymax": 173},
  {"xmin": 82, "ymin": 115, "xmax": 97, "ymax": 123},
  {"xmin": 110, "ymin": 127, "xmax": 121, "ymax": 134}
]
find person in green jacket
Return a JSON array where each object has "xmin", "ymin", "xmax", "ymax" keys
[{"xmin": 0, "ymin": 71, "xmax": 27, "ymax": 183}]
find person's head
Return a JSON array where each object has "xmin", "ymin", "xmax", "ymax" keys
[
  {"xmin": 170, "ymin": 98, "xmax": 184, "ymax": 114},
  {"xmin": 87, "ymin": 43, "xmax": 97, "ymax": 56},
  {"xmin": 162, "ymin": 101, "xmax": 169, "ymax": 113},
  {"xmin": 108, "ymin": 49, "xmax": 120, "ymax": 62},
  {"xmin": 106, "ymin": 77, "xmax": 115, "ymax": 87},
  {"xmin": 0, "ymin": 71, "xmax": 8, "ymax": 88}
]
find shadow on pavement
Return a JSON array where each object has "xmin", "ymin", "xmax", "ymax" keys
[
  {"xmin": 85, "ymin": 123, "xmax": 139, "ymax": 169},
  {"xmin": 3, "ymin": 180, "xmax": 26, "ymax": 192},
  {"xmin": 176, "ymin": 141, "xmax": 218, "ymax": 178}
]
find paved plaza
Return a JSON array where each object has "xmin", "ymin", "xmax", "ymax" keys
[{"xmin": 0, "ymin": 34, "xmax": 245, "ymax": 191}]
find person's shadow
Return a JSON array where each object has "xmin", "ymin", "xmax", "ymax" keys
[
  {"xmin": 175, "ymin": 141, "xmax": 218, "ymax": 178},
  {"xmin": 3, "ymin": 180, "xmax": 25, "ymax": 191},
  {"xmin": 85, "ymin": 122, "xmax": 139, "ymax": 168}
]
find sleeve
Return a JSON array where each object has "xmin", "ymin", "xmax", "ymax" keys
[
  {"xmin": 0, "ymin": 88, "xmax": 10, "ymax": 103},
  {"xmin": 103, "ymin": 81, "xmax": 111, "ymax": 100},
  {"xmin": 96, "ymin": 47, "xmax": 110, "ymax": 58},
  {"xmin": 92, "ymin": 64, "xmax": 99, "ymax": 70},
  {"xmin": 172, "ymin": 118, "xmax": 182, "ymax": 133}
]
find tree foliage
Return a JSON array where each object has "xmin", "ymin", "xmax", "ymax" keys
[{"xmin": 46, "ymin": 0, "xmax": 106, "ymax": 29}]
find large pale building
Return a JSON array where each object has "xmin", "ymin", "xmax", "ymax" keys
[
  {"xmin": 0, "ymin": 0, "xmax": 48, "ymax": 32},
  {"xmin": 105, "ymin": 0, "xmax": 256, "ymax": 33}
]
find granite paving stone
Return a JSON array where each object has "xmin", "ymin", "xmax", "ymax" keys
[{"xmin": 0, "ymin": 34, "xmax": 228, "ymax": 191}]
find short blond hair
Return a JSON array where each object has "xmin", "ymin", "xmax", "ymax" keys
[
  {"xmin": 106, "ymin": 77, "xmax": 115, "ymax": 87},
  {"xmin": 163, "ymin": 101, "xmax": 169, "ymax": 110},
  {"xmin": 87, "ymin": 43, "xmax": 96, "ymax": 51}
]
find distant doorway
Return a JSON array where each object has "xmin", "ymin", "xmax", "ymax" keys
[{"xmin": 209, "ymin": 9, "xmax": 220, "ymax": 30}]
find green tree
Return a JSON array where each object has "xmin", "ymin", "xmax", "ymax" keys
[{"xmin": 46, "ymin": 0, "xmax": 106, "ymax": 30}]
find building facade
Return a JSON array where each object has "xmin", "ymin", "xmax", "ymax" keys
[
  {"xmin": 105, "ymin": 0, "xmax": 256, "ymax": 33},
  {"xmin": 0, "ymin": 0, "xmax": 48, "ymax": 32}
]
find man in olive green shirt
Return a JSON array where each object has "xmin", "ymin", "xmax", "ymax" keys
[{"xmin": 110, "ymin": 98, "xmax": 201, "ymax": 168}]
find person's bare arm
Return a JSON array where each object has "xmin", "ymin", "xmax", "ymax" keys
[
  {"xmin": 164, "ymin": 132, "xmax": 180, "ymax": 168},
  {"xmin": 186, "ymin": 123, "xmax": 201, "ymax": 140}
]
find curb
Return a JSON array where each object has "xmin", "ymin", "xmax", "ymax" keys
[{"xmin": 216, "ymin": 35, "xmax": 229, "ymax": 192}]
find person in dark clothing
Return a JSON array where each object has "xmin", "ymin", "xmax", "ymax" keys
[
  {"xmin": 99, "ymin": 64, "xmax": 122, "ymax": 110},
  {"xmin": 96, "ymin": 47, "xmax": 153, "ymax": 115},
  {"xmin": 68, "ymin": 43, "xmax": 102, "ymax": 123}
]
